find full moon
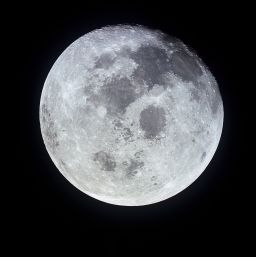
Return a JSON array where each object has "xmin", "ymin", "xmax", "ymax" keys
[{"xmin": 40, "ymin": 25, "xmax": 223, "ymax": 206}]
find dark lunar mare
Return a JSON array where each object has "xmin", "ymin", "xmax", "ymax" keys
[
  {"xmin": 100, "ymin": 77, "xmax": 139, "ymax": 115},
  {"xmin": 139, "ymin": 105, "xmax": 166, "ymax": 139},
  {"xmin": 90, "ymin": 39, "xmax": 220, "ymax": 119},
  {"xmin": 170, "ymin": 50, "xmax": 203, "ymax": 83},
  {"xmin": 126, "ymin": 159, "xmax": 144, "ymax": 178},
  {"xmin": 94, "ymin": 53, "xmax": 116, "ymax": 69},
  {"xmin": 93, "ymin": 151, "xmax": 116, "ymax": 171},
  {"xmin": 130, "ymin": 45, "xmax": 172, "ymax": 91}
]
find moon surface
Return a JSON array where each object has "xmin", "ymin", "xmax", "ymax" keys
[{"xmin": 40, "ymin": 25, "xmax": 224, "ymax": 206}]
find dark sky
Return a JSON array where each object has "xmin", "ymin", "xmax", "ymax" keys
[{"xmin": 12, "ymin": 3, "xmax": 251, "ymax": 254}]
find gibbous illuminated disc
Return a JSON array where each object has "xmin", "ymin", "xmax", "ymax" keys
[{"xmin": 40, "ymin": 25, "xmax": 224, "ymax": 206}]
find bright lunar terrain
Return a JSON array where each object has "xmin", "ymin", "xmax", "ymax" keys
[{"xmin": 40, "ymin": 25, "xmax": 224, "ymax": 206}]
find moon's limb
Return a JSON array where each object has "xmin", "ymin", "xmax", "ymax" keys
[{"xmin": 40, "ymin": 25, "xmax": 224, "ymax": 206}]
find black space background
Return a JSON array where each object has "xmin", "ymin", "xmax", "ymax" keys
[{"xmin": 10, "ymin": 2, "xmax": 252, "ymax": 254}]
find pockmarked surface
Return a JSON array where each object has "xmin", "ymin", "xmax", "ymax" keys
[{"xmin": 40, "ymin": 25, "xmax": 224, "ymax": 206}]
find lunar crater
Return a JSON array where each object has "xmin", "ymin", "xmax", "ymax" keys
[
  {"xmin": 200, "ymin": 152, "xmax": 207, "ymax": 162},
  {"xmin": 190, "ymin": 87, "xmax": 201, "ymax": 102}
]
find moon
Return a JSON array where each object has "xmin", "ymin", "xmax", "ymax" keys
[{"xmin": 40, "ymin": 25, "xmax": 224, "ymax": 206}]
